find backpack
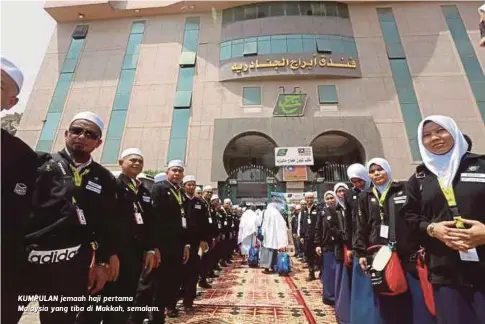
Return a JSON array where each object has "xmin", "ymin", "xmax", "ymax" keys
[
  {"xmin": 276, "ymin": 252, "xmax": 292, "ymax": 276},
  {"xmin": 248, "ymin": 246, "xmax": 259, "ymax": 267}
]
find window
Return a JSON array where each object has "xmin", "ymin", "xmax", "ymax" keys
[
  {"xmin": 185, "ymin": 17, "xmax": 200, "ymax": 31},
  {"xmin": 167, "ymin": 108, "xmax": 190, "ymax": 162},
  {"xmin": 182, "ymin": 29, "xmax": 199, "ymax": 53},
  {"xmin": 316, "ymin": 37, "xmax": 332, "ymax": 53},
  {"xmin": 231, "ymin": 39, "xmax": 244, "ymax": 58},
  {"xmin": 257, "ymin": 37, "xmax": 271, "ymax": 55},
  {"xmin": 48, "ymin": 73, "xmax": 73, "ymax": 113},
  {"xmin": 179, "ymin": 52, "xmax": 196, "ymax": 66},
  {"xmin": 38, "ymin": 112, "xmax": 62, "ymax": 142},
  {"xmin": 244, "ymin": 5, "xmax": 258, "ymax": 19},
  {"xmin": 126, "ymin": 33, "xmax": 143, "ymax": 55},
  {"xmin": 270, "ymin": 2, "xmax": 285, "ymax": 16},
  {"xmin": 223, "ymin": 9, "xmax": 234, "ymax": 24},
  {"xmin": 117, "ymin": 69, "xmax": 136, "ymax": 94},
  {"xmin": 123, "ymin": 54, "xmax": 139, "ymax": 69},
  {"xmin": 318, "ymin": 85, "xmax": 338, "ymax": 104},
  {"xmin": 174, "ymin": 91, "xmax": 192, "ymax": 108},
  {"xmin": 101, "ymin": 110, "xmax": 128, "ymax": 164},
  {"xmin": 337, "ymin": 3, "xmax": 349, "ymax": 18},
  {"xmin": 220, "ymin": 42, "xmax": 231, "ymax": 60},
  {"xmin": 131, "ymin": 21, "xmax": 146, "ymax": 34},
  {"xmin": 270, "ymin": 35, "xmax": 287, "ymax": 53},
  {"xmin": 287, "ymin": 35, "xmax": 303, "ymax": 53},
  {"xmin": 242, "ymin": 87, "xmax": 261, "ymax": 105},
  {"xmin": 176, "ymin": 67, "xmax": 195, "ymax": 91},
  {"xmin": 325, "ymin": 2, "xmax": 338, "ymax": 16},
  {"xmin": 243, "ymin": 38, "xmax": 258, "ymax": 56},
  {"xmin": 72, "ymin": 25, "xmax": 89, "ymax": 39},
  {"xmin": 285, "ymin": 2, "xmax": 300, "ymax": 15}
]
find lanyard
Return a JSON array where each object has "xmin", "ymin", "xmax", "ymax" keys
[
  {"xmin": 69, "ymin": 165, "xmax": 89, "ymax": 205},
  {"xmin": 127, "ymin": 182, "xmax": 138, "ymax": 195},
  {"xmin": 170, "ymin": 188, "xmax": 185, "ymax": 217},
  {"xmin": 438, "ymin": 179, "xmax": 465, "ymax": 229},
  {"xmin": 372, "ymin": 183, "xmax": 391, "ymax": 221}
]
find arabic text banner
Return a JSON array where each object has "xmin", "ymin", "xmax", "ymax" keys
[{"xmin": 275, "ymin": 147, "xmax": 314, "ymax": 166}]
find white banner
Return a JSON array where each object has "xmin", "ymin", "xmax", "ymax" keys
[
  {"xmin": 275, "ymin": 147, "xmax": 314, "ymax": 166},
  {"xmin": 284, "ymin": 192, "xmax": 318, "ymax": 201}
]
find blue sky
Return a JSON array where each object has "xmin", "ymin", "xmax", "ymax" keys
[{"xmin": 1, "ymin": 1, "xmax": 55, "ymax": 115}]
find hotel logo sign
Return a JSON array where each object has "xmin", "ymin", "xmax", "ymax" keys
[
  {"xmin": 231, "ymin": 54, "xmax": 357, "ymax": 74},
  {"xmin": 273, "ymin": 93, "xmax": 308, "ymax": 117}
]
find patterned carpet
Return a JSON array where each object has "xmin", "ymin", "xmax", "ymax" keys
[{"xmin": 168, "ymin": 256, "xmax": 338, "ymax": 324}]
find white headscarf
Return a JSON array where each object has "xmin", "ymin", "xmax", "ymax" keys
[
  {"xmin": 479, "ymin": 4, "xmax": 485, "ymax": 16},
  {"xmin": 324, "ymin": 190, "xmax": 337, "ymax": 207},
  {"xmin": 333, "ymin": 182, "xmax": 349, "ymax": 209},
  {"xmin": 417, "ymin": 115, "xmax": 468, "ymax": 188},
  {"xmin": 347, "ymin": 163, "xmax": 371, "ymax": 190},
  {"xmin": 366, "ymin": 158, "xmax": 392, "ymax": 193},
  {"xmin": 238, "ymin": 209, "xmax": 258, "ymax": 244}
]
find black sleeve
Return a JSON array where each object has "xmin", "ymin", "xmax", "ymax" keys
[
  {"xmin": 95, "ymin": 174, "xmax": 118, "ymax": 263},
  {"xmin": 299, "ymin": 213, "xmax": 306, "ymax": 237},
  {"xmin": 353, "ymin": 194, "xmax": 370, "ymax": 258},
  {"xmin": 343, "ymin": 192, "xmax": 354, "ymax": 248},
  {"xmin": 151, "ymin": 183, "xmax": 168, "ymax": 252},
  {"xmin": 314, "ymin": 210, "xmax": 324, "ymax": 246},
  {"xmin": 403, "ymin": 175, "xmax": 430, "ymax": 239},
  {"xmin": 480, "ymin": 21, "xmax": 485, "ymax": 38},
  {"xmin": 142, "ymin": 189, "xmax": 157, "ymax": 251}
]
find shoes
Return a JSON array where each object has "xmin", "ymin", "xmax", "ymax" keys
[
  {"xmin": 167, "ymin": 309, "xmax": 179, "ymax": 318},
  {"xmin": 199, "ymin": 280, "xmax": 212, "ymax": 289},
  {"xmin": 262, "ymin": 269, "xmax": 272, "ymax": 274},
  {"xmin": 184, "ymin": 304, "xmax": 195, "ymax": 314},
  {"xmin": 220, "ymin": 261, "xmax": 228, "ymax": 267}
]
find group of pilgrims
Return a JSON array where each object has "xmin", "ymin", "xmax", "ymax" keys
[
  {"xmin": 237, "ymin": 115, "xmax": 485, "ymax": 324},
  {"xmin": 1, "ymin": 56, "xmax": 485, "ymax": 324}
]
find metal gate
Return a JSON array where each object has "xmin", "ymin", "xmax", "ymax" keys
[{"xmin": 218, "ymin": 164, "xmax": 285, "ymax": 203}]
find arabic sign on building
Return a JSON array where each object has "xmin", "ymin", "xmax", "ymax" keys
[
  {"xmin": 283, "ymin": 165, "xmax": 308, "ymax": 182},
  {"xmin": 273, "ymin": 93, "xmax": 307, "ymax": 117},
  {"xmin": 284, "ymin": 192, "xmax": 318, "ymax": 202},
  {"xmin": 275, "ymin": 147, "xmax": 314, "ymax": 167},
  {"xmin": 231, "ymin": 55, "xmax": 357, "ymax": 74}
]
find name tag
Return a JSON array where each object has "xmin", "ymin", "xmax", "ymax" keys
[
  {"xmin": 195, "ymin": 204, "xmax": 201, "ymax": 210},
  {"xmin": 182, "ymin": 217, "xmax": 187, "ymax": 229},
  {"xmin": 86, "ymin": 184, "xmax": 101, "ymax": 194},
  {"xmin": 461, "ymin": 173, "xmax": 485, "ymax": 183},
  {"xmin": 312, "ymin": 211, "xmax": 317, "ymax": 215},
  {"xmin": 380, "ymin": 225, "xmax": 389, "ymax": 239},
  {"xmin": 307, "ymin": 218, "xmax": 311, "ymax": 225},
  {"xmin": 142, "ymin": 196, "xmax": 151, "ymax": 203},
  {"xmin": 208, "ymin": 218, "xmax": 213, "ymax": 224},
  {"xmin": 218, "ymin": 223, "xmax": 222, "ymax": 229},
  {"xmin": 459, "ymin": 248, "xmax": 480, "ymax": 262},
  {"xmin": 134, "ymin": 213, "xmax": 144, "ymax": 224},
  {"xmin": 231, "ymin": 222, "xmax": 235, "ymax": 228},
  {"xmin": 224, "ymin": 221, "xmax": 228, "ymax": 226},
  {"xmin": 76, "ymin": 207, "xmax": 86, "ymax": 225}
]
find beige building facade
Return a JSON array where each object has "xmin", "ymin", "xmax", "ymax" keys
[{"xmin": 17, "ymin": 0, "xmax": 485, "ymax": 198}]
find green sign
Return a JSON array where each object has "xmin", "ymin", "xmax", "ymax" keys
[{"xmin": 273, "ymin": 93, "xmax": 308, "ymax": 117}]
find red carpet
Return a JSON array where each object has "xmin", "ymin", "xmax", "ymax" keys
[{"xmin": 169, "ymin": 257, "xmax": 337, "ymax": 324}]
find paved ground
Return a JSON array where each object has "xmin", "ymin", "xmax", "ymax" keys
[{"xmin": 18, "ymin": 255, "xmax": 334, "ymax": 324}]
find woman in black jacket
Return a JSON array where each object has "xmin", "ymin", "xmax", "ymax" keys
[
  {"xmin": 404, "ymin": 115, "xmax": 485, "ymax": 323},
  {"xmin": 355, "ymin": 158, "xmax": 434, "ymax": 324}
]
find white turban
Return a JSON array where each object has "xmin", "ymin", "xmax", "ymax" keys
[
  {"xmin": 224, "ymin": 198, "xmax": 232, "ymax": 205},
  {"xmin": 304, "ymin": 192, "xmax": 314, "ymax": 198},
  {"xmin": 154, "ymin": 172, "xmax": 167, "ymax": 183},
  {"xmin": 120, "ymin": 148, "xmax": 143, "ymax": 160},
  {"xmin": 296, "ymin": 204, "xmax": 301, "ymax": 209},
  {"xmin": 167, "ymin": 160, "xmax": 184, "ymax": 170},
  {"xmin": 300, "ymin": 199, "xmax": 306, "ymax": 204},
  {"xmin": 1, "ymin": 57, "xmax": 23, "ymax": 92},
  {"xmin": 70, "ymin": 111, "xmax": 104, "ymax": 133},
  {"xmin": 203, "ymin": 185, "xmax": 213, "ymax": 192},
  {"xmin": 183, "ymin": 175, "xmax": 196, "ymax": 184},
  {"xmin": 211, "ymin": 195, "xmax": 220, "ymax": 202}
]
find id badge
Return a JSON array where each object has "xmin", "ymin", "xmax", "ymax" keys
[
  {"xmin": 459, "ymin": 248, "xmax": 480, "ymax": 262},
  {"xmin": 224, "ymin": 221, "xmax": 228, "ymax": 226},
  {"xmin": 231, "ymin": 222, "xmax": 235, "ymax": 228},
  {"xmin": 218, "ymin": 223, "xmax": 222, "ymax": 229},
  {"xmin": 76, "ymin": 207, "xmax": 87, "ymax": 225},
  {"xmin": 380, "ymin": 225, "xmax": 389, "ymax": 239},
  {"xmin": 307, "ymin": 218, "xmax": 311, "ymax": 225},
  {"xmin": 134, "ymin": 213, "xmax": 144, "ymax": 224},
  {"xmin": 208, "ymin": 218, "xmax": 213, "ymax": 224},
  {"xmin": 181, "ymin": 217, "xmax": 187, "ymax": 229}
]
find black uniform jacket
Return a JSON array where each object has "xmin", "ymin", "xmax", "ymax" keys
[
  {"xmin": 25, "ymin": 149, "xmax": 117, "ymax": 263},
  {"xmin": 343, "ymin": 187, "xmax": 362, "ymax": 249},
  {"xmin": 1, "ymin": 130, "xmax": 38, "ymax": 274},
  {"xmin": 404, "ymin": 153, "xmax": 485, "ymax": 288},
  {"xmin": 354, "ymin": 181, "xmax": 419, "ymax": 271},
  {"xmin": 315, "ymin": 205, "xmax": 347, "ymax": 258},
  {"xmin": 222, "ymin": 209, "xmax": 233, "ymax": 236},
  {"xmin": 299, "ymin": 205, "xmax": 319, "ymax": 242},
  {"xmin": 114, "ymin": 173, "xmax": 156, "ymax": 255},
  {"xmin": 291, "ymin": 214, "xmax": 299, "ymax": 235},
  {"xmin": 202, "ymin": 199, "xmax": 219, "ymax": 242},
  {"xmin": 151, "ymin": 180, "xmax": 189, "ymax": 257},
  {"xmin": 183, "ymin": 194, "xmax": 207, "ymax": 246}
]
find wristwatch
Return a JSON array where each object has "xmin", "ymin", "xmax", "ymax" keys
[{"xmin": 427, "ymin": 223, "xmax": 435, "ymax": 237}]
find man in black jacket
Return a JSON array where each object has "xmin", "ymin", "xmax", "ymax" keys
[
  {"xmin": 199, "ymin": 185, "xmax": 219, "ymax": 288},
  {"xmin": 1, "ymin": 57, "xmax": 38, "ymax": 324},
  {"xmin": 77, "ymin": 148, "xmax": 159, "ymax": 324},
  {"xmin": 21, "ymin": 111, "xmax": 118, "ymax": 324},
  {"xmin": 299, "ymin": 192, "xmax": 319, "ymax": 281},
  {"xmin": 150, "ymin": 160, "xmax": 191, "ymax": 321}
]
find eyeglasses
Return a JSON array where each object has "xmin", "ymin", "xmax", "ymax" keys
[{"xmin": 69, "ymin": 126, "xmax": 100, "ymax": 140}]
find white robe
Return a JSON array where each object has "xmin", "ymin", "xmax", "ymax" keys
[
  {"xmin": 261, "ymin": 204, "xmax": 289, "ymax": 250},
  {"xmin": 238, "ymin": 210, "xmax": 258, "ymax": 255}
]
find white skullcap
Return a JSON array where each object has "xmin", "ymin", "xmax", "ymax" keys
[
  {"xmin": 195, "ymin": 186, "xmax": 202, "ymax": 192},
  {"xmin": 111, "ymin": 170, "xmax": 121, "ymax": 177},
  {"xmin": 203, "ymin": 185, "xmax": 213, "ymax": 192},
  {"xmin": 233, "ymin": 205, "xmax": 239, "ymax": 209},
  {"xmin": 183, "ymin": 175, "xmax": 196, "ymax": 184},
  {"xmin": 289, "ymin": 204, "xmax": 296, "ymax": 208},
  {"xmin": 304, "ymin": 192, "xmax": 314, "ymax": 198},
  {"xmin": 211, "ymin": 195, "xmax": 220, "ymax": 201},
  {"xmin": 1, "ymin": 57, "xmax": 24, "ymax": 92},
  {"xmin": 120, "ymin": 148, "xmax": 143, "ymax": 160},
  {"xmin": 71, "ymin": 111, "xmax": 104, "ymax": 133},
  {"xmin": 300, "ymin": 199, "xmax": 306, "ymax": 204},
  {"xmin": 296, "ymin": 204, "xmax": 301, "ymax": 209},
  {"xmin": 167, "ymin": 160, "xmax": 184, "ymax": 170},
  {"xmin": 137, "ymin": 172, "xmax": 148, "ymax": 179},
  {"xmin": 154, "ymin": 172, "xmax": 167, "ymax": 183},
  {"xmin": 224, "ymin": 198, "xmax": 232, "ymax": 204}
]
